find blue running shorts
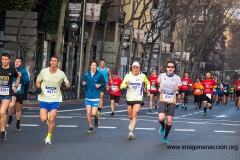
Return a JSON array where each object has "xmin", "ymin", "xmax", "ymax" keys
[
  {"xmin": 40, "ymin": 102, "xmax": 60, "ymax": 111},
  {"xmin": 84, "ymin": 99, "xmax": 99, "ymax": 108}
]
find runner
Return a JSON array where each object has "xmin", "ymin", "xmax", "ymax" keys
[
  {"xmin": 192, "ymin": 78, "xmax": 203, "ymax": 110},
  {"xmin": 108, "ymin": 71, "xmax": 122, "ymax": 116},
  {"xmin": 216, "ymin": 80, "xmax": 224, "ymax": 105},
  {"xmin": 234, "ymin": 77, "xmax": 240, "ymax": 109},
  {"xmin": 36, "ymin": 56, "xmax": 70, "ymax": 144},
  {"xmin": 0, "ymin": 53, "xmax": 20, "ymax": 142},
  {"xmin": 175, "ymin": 88, "xmax": 182, "ymax": 109},
  {"xmin": 97, "ymin": 59, "xmax": 112, "ymax": 116},
  {"xmin": 81, "ymin": 60, "xmax": 106, "ymax": 133},
  {"xmin": 6, "ymin": 57, "xmax": 30, "ymax": 132},
  {"xmin": 120, "ymin": 61, "xmax": 150, "ymax": 140},
  {"xmin": 157, "ymin": 61, "xmax": 182, "ymax": 143},
  {"xmin": 149, "ymin": 69, "xmax": 159, "ymax": 112},
  {"xmin": 223, "ymin": 81, "xmax": 229, "ymax": 105},
  {"xmin": 181, "ymin": 72, "xmax": 192, "ymax": 110},
  {"xmin": 201, "ymin": 72, "xmax": 217, "ymax": 117},
  {"xmin": 229, "ymin": 86, "xmax": 234, "ymax": 101}
]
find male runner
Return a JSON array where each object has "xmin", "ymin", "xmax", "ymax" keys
[
  {"xmin": 181, "ymin": 72, "xmax": 192, "ymax": 110},
  {"xmin": 223, "ymin": 81, "xmax": 229, "ymax": 105},
  {"xmin": 120, "ymin": 61, "xmax": 150, "ymax": 140},
  {"xmin": 192, "ymin": 78, "xmax": 203, "ymax": 110},
  {"xmin": 36, "ymin": 56, "xmax": 70, "ymax": 144},
  {"xmin": 0, "ymin": 53, "xmax": 20, "ymax": 141},
  {"xmin": 201, "ymin": 72, "xmax": 217, "ymax": 117},
  {"xmin": 234, "ymin": 77, "xmax": 240, "ymax": 109},
  {"xmin": 229, "ymin": 86, "xmax": 234, "ymax": 101},
  {"xmin": 97, "ymin": 59, "xmax": 112, "ymax": 116},
  {"xmin": 6, "ymin": 57, "xmax": 30, "ymax": 132},
  {"xmin": 149, "ymin": 69, "xmax": 159, "ymax": 112},
  {"xmin": 216, "ymin": 80, "xmax": 224, "ymax": 105},
  {"xmin": 158, "ymin": 61, "xmax": 182, "ymax": 143},
  {"xmin": 108, "ymin": 71, "xmax": 122, "ymax": 116},
  {"xmin": 81, "ymin": 60, "xmax": 106, "ymax": 133}
]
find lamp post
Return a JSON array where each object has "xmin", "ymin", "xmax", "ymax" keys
[{"xmin": 70, "ymin": 0, "xmax": 86, "ymax": 99}]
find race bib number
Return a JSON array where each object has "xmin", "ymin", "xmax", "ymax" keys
[
  {"xmin": 111, "ymin": 85, "xmax": 118, "ymax": 91},
  {"xmin": 0, "ymin": 85, "xmax": 9, "ymax": 95},
  {"xmin": 130, "ymin": 83, "xmax": 140, "ymax": 92},
  {"xmin": 183, "ymin": 81, "xmax": 187, "ymax": 85},
  {"xmin": 45, "ymin": 86, "xmax": 56, "ymax": 97},
  {"xmin": 12, "ymin": 82, "xmax": 21, "ymax": 91},
  {"xmin": 224, "ymin": 90, "xmax": 227, "ymax": 93},
  {"xmin": 151, "ymin": 85, "xmax": 156, "ymax": 90},
  {"xmin": 160, "ymin": 91, "xmax": 176, "ymax": 103},
  {"xmin": 195, "ymin": 89, "xmax": 200, "ymax": 92}
]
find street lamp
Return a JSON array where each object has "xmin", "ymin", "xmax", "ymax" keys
[{"xmin": 69, "ymin": 0, "xmax": 86, "ymax": 99}]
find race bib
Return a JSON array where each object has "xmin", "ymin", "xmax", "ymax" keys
[
  {"xmin": 130, "ymin": 83, "xmax": 140, "ymax": 92},
  {"xmin": 183, "ymin": 81, "xmax": 187, "ymax": 85},
  {"xmin": 0, "ymin": 85, "xmax": 9, "ymax": 95},
  {"xmin": 12, "ymin": 82, "xmax": 21, "ymax": 91},
  {"xmin": 224, "ymin": 90, "xmax": 227, "ymax": 93},
  {"xmin": 238, "ymin": 85, "xmax": 240, "ymax": 88},
  {"xmin": 160, "ymin": 91, "xmax": 176, "ymax": 103},
  {"xmin": 151, "ymin": 85, "xmax": 156, "ymax": 90},
  {"xmin": 45, "ymin": 86, "xmax": 56, "ymax": 97},
  {"xmin": 111, "ymin": 85, "xmax": 118, "ymax": 91},
  {"xmin": 195, "ymin": 89, "xmax": 200, "ymax": 92}
]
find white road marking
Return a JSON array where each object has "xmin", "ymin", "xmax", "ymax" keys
[
  {"xmin": 21, "ymin": 124, "xmax": 39, "ymax": 126},
  {"xmin": 135, "ymin": 128, "xmax": 156, "ymax": 130},
  {"xmin": 146, "ymin": 112, "xmax": 158, "ymax": 114},
  {"xmin": 175, "ymin": 129, "xmax": 195, "ymax": 132},
  {"xmin": 188, "ymin": 122, "xmax": 206, "ymax": 124},
  {"xmin": 56, "ymin": 125, "xmax": 78, "ymax": 127},
  {"xmin": 27, "ymin": 108, "xmax": 39, "ymax": 110},
  {"xmin": 214, "ymin": 130, "xmax": 235, "ymax": 133},
  {"xmin": 222, "ymin": 124, "xmax": 240, "ymax": 126},
  {"xmin": 98, "ymin": 126, "xmax": 116, "ymax": 129},
  {"xmin": 216, "ymin": 114, "xmax": 229, "ymax": 118},
  {"xmin": 188, "ymin": 114, "xmax": 192, "ymax": 115},
  {"xmin": 56, "ymin": 116, "xmax": 73, "ymax": 118},
  {"xmin": 22, "ymin": 115, "xmax": 39, "ymax": 117}
]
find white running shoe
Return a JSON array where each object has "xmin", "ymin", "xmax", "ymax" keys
[
  {"xmin": 47, "ymin": 112, "xmax": 50, "ymax": 125},
  {"xmin": 45, "ymin": 138, "xmax": 51, "ymax": 144},
  {"xmin": 128, "ymin": 132, "xmax": 134, "ymax": 140},
  {"xmin": 128, "ymin": 120, "xmax": 132, "ymax": 130}
]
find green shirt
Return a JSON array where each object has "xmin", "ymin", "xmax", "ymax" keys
[{"xmin": 37, "ymin": 67, "xmax": 69, "ymax": 102}]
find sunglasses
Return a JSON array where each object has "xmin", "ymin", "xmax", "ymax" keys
[{"xmin": 166, "ymin": 66, "xmax": 175, "ymax": 68}]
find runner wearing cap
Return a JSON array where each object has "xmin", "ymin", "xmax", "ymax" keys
[
  {"xmin": 149, "ymin": 69, "xmax": 159, "ymax": 112},
  {"xmin": 108, "ymin": 71, "xmax": 122, "ymax": 116},
  {"xmin": 120, "ymin": 61, "xmax": 150, "ymax": 140}
]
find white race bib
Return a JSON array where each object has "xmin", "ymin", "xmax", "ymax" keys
[
  {"xmin": 111, "ymin": 85, "xmax": 118, "ymax": 91},
  {"xmin": 195, "ymin": 89, "xmax": 200, "ymax": 92},
  {"xmin": 0, "ymin": 85, "xmax": 9, "ymax": 95},
  {"xmin": 45, "ymin": 86, "xmax": 56, "ymax": 97},
  {"xmin": 130, "ymin": 83, "xmax": 140, "ymax": 92},
  {"xmin": 12, "ymin": 82, "xmax": 21, "ymax": 91},
  {"xmin": 224, "ymin": 90, "xmax": 227, "ymax": 93},
  {"xmin": 151, "ymin": 85, "xmax": 156, "ymax": 90},
  {"xmin": 162, "ymin": 91, "xmax": 175, "ymax": 103},
  {"xmin": 238, "ymin": 85, "xmax": 240, "ymax": 88}
]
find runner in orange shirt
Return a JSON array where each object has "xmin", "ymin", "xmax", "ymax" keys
[{"xmin": 192, "ymin": 78, "xmax": 203, "ymax": 110}]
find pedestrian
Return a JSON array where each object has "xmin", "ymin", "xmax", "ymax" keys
[
  {"xmin": 120, "ymin": 61, "xmax": 150, "ymax": 140},
  {"xmin": 81, "ymin": 60, "xmax": 106, "ymax": 133},
  {"xmin": 6, "ymin": 57, "xmax": 30, "ymax": 132},
  {"xmin": 192, "ymin": 78, "xmax": 203, "ymax": 110},
  {"xmin": 97, "ymin": 59, "xmax": 112, "ymax": 116},
  {"xmin": 108, "ymin": 71, "xmax": 122, "ymax": 116},
  {"xmin": 149, "ymin": 69, "xmax": 159, "ymax": 112},
  {"xmin": 0, "ymin": 53, "xmax": 20, "ymax": 142},
  {"xmin": 36, "ymin": 55, "xmax": 70, "ymax": 144},
  {"xmin": 157, "ymin": 61, "xmax": 182, "ymax": 143}
]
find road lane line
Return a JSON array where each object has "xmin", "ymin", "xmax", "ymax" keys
[
  {"xmin": 22, "ymin": 115, "xmax": 39, "ymax": 117},
  {"xmin": 222, "ymin": 124, "xmax": 240, "ymax": 126},
  {"xmin": 98, "ymin": 126, "xmax": 116, "ymax": 129},
  {"xmin": 214, "ymin": 130, "xmax": 235, "ymax": 133},
  {"xmin": 21, "ymin": 124, "xmax": 39, "ymax": 126},
  {"xmin": 56, "ymin": 125, "xmax": 78, "ymax": 127},
  {"xmin": 188, "ymin": 122, "xmax": 206, "ymax": 124},
  {"xmin": 135, "ymin": 128, "xmax": 156, "ymax": 130},
  {"xmin": 174, "ymin": 129, "xmax": 195, "ymax": 132}
]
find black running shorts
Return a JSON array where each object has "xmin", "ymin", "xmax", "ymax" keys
[{"xmin": 158, "ymin": 102, "xmax": 176, "ymax": 116}]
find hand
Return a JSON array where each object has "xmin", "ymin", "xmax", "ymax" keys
[
  {"xmin": 18, "ymin": 72, "xmax": 22, "ymax": 77},
  {"xmin": 14, "ymin": 87, "xmax": 17, "ymax": 93},
  {"xmin": 95, "ymin": 84, "xmax": 101, "ymax": 88},
  {"xmin": 82, "ymin": 81, "xmax": 86, "ymax": 85},
  {"xmin": 106, "ymin": 86, "xmax": 109, "ymax": 90},
  {"xmin": 126, "ymin": 82, "xmax": 130, "ymax": 86},
  {"xmin": 158, "ymin": 87, "xmax": 162, "ymax": 92},
  {"xmin": 115, "ymin": 88, "xmax": 119, "ymax": 92},
  {"xmin": 37, "ymin": 88, "xmax": 42, "ymax": 95},
  {"xmin": 110, "ymin": 80, "xmax": 113, "ymax": 84},
  {"xmin": 146, "ymin": 90, "xmax": 150, "ymax": 96},
  {"xmin": 174, "ymin": 85, "xmax": 179, "ymax": 91},
  {"xmin": 65, "ymin": 83, "xmax": 70, "ymax": 89}
]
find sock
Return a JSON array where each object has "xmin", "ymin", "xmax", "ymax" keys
[
  {"xmin": 159, "ymin": 121, "xmax": 165, "ymax": 128},
  {"xmin": 46, "ymin": 133, "xmax": 52, "ymax": 139},
  {"xmin": 98, "ymin": 107, "xmax": 102, "ymax": 111},
  {"xmin": 164, "ymin": 124, "xmax": 172, "ymax": 138},
  {"xmin": 204, "ymin": 107, "xmax": 207, "ymax": 113},
  {"xmin": 17, "ymin": 120, "xmax": 20, "ymax": 125}
]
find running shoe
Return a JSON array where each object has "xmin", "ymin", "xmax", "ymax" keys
[
  {"xmin": 87, "ymin": 127, "xmax": 94, "ymax": 133},
  {"xmin": 128, "ymin": 132, "xmax": 134, "ymax": 140},
  {"xmin": 16, "ymin": 123, "xmax": 21, "ymax": 132},
  {"xmin": 176, "ymin": 104, "xmax": 179, "ymax": 109},
  {"xmin": 6, "ymin": 117, "xmax": 12, "ymax": 128},
  {"xmin": 185, "ymin": 106, "xmax": 187, "ymax": 110},
  {"xmin": 110, "ymin": 112, "xmax": 114, "ymax": 116},
  {"xmin": 149, "ymin": 109, "xmax": 153, "ymax": 113},
  {"xmin": 163, "ymin": 136, "xmax": 169, "ymax": 143},
  {"xmin": 159, "ymin": 126, "xmax": 165, "ymax": 136},
  {"xmin": 181, "ymin": 106, "xmax": 184, "ymax": 110},
  {"xmin": 0, "ymin": 131, "xmax": 7, "ymax": 142},
  {"xmin": 44, "ymin": 138, "xmax": 51, "ymax": 144},
  {"xmin": 195, "ymin": 107, "xmax": 198, "ymax": 110},
  {"xmin": 209, "ymin": 106, "xmax": 212, "ymax": 110},
  {"xmin": 97, "ymin": 111, "xmax": 101, "ymax": 116},
  {"xmin": 94, "ymin": 118, "xmax": 99, "ymax": 128},
  {"xmin": 203, "ymin": 113, "xmax": 207, "ymax": 117}
]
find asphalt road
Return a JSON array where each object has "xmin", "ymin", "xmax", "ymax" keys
[{"xmin": 1, "ymin": 98, "xmax": 240, "ymax": 160}]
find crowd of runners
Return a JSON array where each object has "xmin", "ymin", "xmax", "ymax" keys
[{"xmin": 0, "ymin": 54, "xmax": 239, "ymax": 144}]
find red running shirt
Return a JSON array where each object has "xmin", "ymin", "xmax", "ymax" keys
[
  {"xmin": 108, "ymin": 78, "xmax": 122, "ymax": 96},
  {"xmin": 234, "ymin": 80, "xmax": 240, "ymax": 91},
  {"xmin": 149, "ymin": 76, "xmax": 159, "ymax": 92},
  {"xmin": 202, "ymin": 79, "xmax": 216, "ymax": 94},
  {"xmin": 181, "ymin": 77, "xmax": 192, "ymax": 90}
]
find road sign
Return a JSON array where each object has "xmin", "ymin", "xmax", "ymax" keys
[{"xmin": 68, "ymin": 3, "xmax": 82, "ymax": 22}]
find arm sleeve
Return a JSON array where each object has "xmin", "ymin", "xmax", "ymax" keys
[
  {"xmin": 143, "ymin": 75, "xmax": 150, "ymax": 90},
  {"xmin": 120, "ymin": 75, "xmax": 128, "ymax": 89},
  {"xmin": 37, "ymin": 70, "xmax": 43, "ymax": 82}
]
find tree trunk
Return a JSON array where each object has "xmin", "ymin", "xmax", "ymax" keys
[
  {"xmin": 54, "ymin": 0, "xmax": 69, "ymax": 62},
  {"xmin": 116, "ymin": 25, "xmax": 126, "ymax": 71},
  {"xmin": 84, "ymin": 22, "xmax": 97, "ymax": 72},
  {"xmin": 132, "ymin": 43, "xmax": 138, "ymax": 62},
  {"xmin": 147, "ymin": 42, "xmax": 154, "ymax": 77},
  {"xmin": 100, "ymin": 20, "xmax": 108, "ymax": 60}
]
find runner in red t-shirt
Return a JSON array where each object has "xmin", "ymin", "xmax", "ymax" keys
[
  {"xmin": 181, "ymin": 72, "xmax": 192, "ymax": 110},
  {"xmin": 108, "ymin": 71, "xmax": 122, "ymax": 116},
  {"xmin": 149, "ymin": 69, "xmax": 159, "ymax": 112},
  {"xmin": 201, "ymin": 72, "xmax": 217, "ymax": 117},
  {"xmin": 234, "ymin": 77, "xmax": 240, "ymax": 109}
]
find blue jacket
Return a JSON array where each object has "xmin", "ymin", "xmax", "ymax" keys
[
  {"xmin": 81, "ymin": 70, "xmax": 106, "ymax": 99},
  {"xmin": 13, "ymin": 66, "xmax": 30, "ymax": 94}
]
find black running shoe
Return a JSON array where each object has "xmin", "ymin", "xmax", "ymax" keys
[
  {"xmin": 94, "ymin": 118, "xmax": 99, "ymax": 128},
  {"xmin": 111, "ymin": 112, "xmax": 114, "ymax": 116},
  {"xmin": 6, "ymin": 117, "xmax": 12, "ymax": 128},
  {"xmin": 209, "ymin": 106, "xmax": 212, "ymax": 110},
  {"xmin": 87, "ymin": 127, "xmax": 93, "ymax": 133},
  {"xmin": 0, "ymin": 131, "xmax": 7, "ymax": 141},
  {"xmin": 16, "ymin": 123, "xmax": 21, "ymax": 132}
]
